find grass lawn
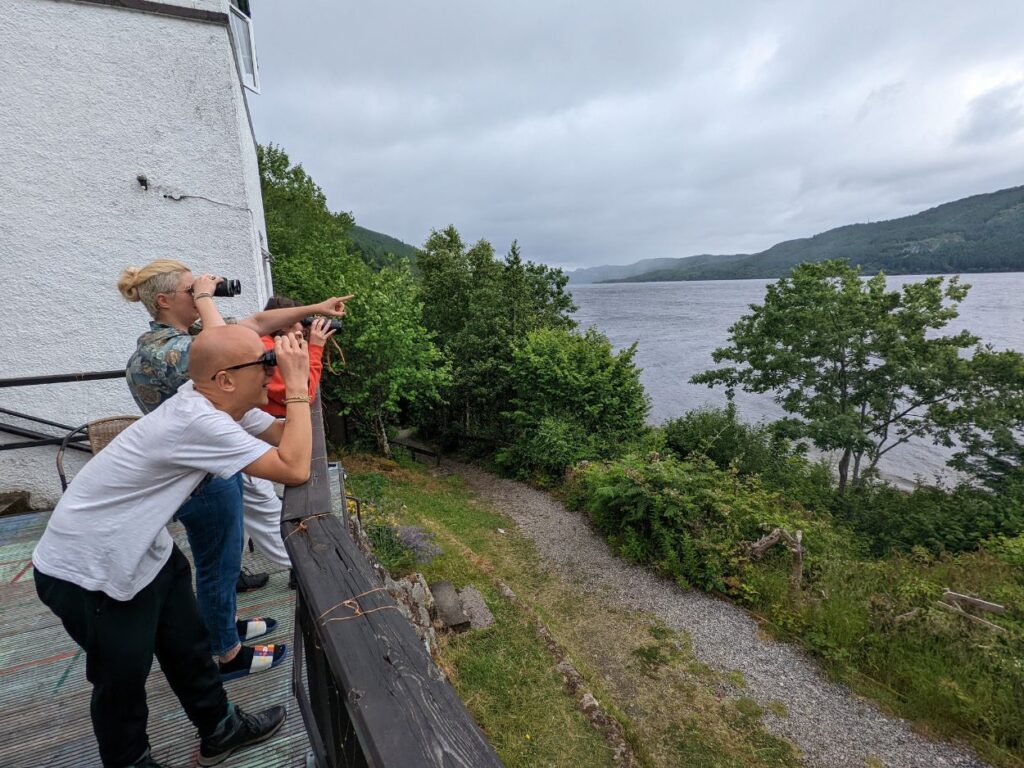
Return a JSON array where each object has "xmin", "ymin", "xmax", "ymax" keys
[{"xmin": 342, "ymin": 454, "xmax": 802, "ymax": 768}]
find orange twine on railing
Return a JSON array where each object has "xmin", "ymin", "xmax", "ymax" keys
[
  {"xmin": 287, "ymin": 517, "xmax": 401, "ymax": 624},
  {"xmin": 317, "ymin": 587, "xmax": 400, "ymax": 625},
  {"xmin": 284, "ymin": 513, "xmax": 334, "ymax": 540}
]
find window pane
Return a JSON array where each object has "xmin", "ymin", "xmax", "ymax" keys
[{"xmin": 229, "ymin": 8, "xmax": 258, "ymax": 92}]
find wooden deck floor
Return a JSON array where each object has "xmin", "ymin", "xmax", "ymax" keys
[{"xmin": 0, "ymin": 511, "xmax": 311, "ymax": 768}]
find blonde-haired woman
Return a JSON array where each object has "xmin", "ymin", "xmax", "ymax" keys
[{"xmin": 119, "ymin": 259, "xmax": 351, "ymax": 680}]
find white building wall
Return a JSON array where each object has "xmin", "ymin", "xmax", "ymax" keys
[{"xmin": 0, "ymin": 0, "xmax": 271, "ymax": 507}]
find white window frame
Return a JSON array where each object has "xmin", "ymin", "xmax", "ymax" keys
[{"xmin": 229, "ymin": 5, "xmax": 260, "ymax": 94}]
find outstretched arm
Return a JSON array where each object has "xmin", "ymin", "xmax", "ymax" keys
[{"xmin": 237, "ymin": 295, "xmax": 353, "ymax": 336}]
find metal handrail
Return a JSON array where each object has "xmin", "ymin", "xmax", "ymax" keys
[
  {"xmin": 0, "ymin": 370, "xmax": 126, "ymax": 388},
  {"xmin": 0, "ymin": 370, "xmax": 128, "ymax": 452}
]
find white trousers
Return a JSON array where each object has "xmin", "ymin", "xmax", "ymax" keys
[{"xmin": 241, "ymin": 475, "xmax": 291, "ymax": 568}]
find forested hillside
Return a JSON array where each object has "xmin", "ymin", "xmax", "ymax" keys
[
  {"xmin": 349, "ymin": 224, "xmax": 420, "ymax": 268},
  {"xmin": 573, "ymin": 185, "xmax": 1024, "ymax": 283}
]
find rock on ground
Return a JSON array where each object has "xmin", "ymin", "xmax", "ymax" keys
[{"xmin": 458, "ymin": 585, "xmax": 495, "ymax": 630}]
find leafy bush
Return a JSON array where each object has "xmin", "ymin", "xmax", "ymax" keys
[
  {"xmin": 497, "ymin": 327, "xmax": 649, "ymax": 482},
  {"xmin": 985, "ymin": 533, "xmax": 1024, "ymax": 567},
  {"xmin": 664, "ymin": 404, "xmax": 784, "ymax": 475},
  {"xmin": 494, "ymin": 416, "xmax": 599, "ymax": 485},
  {"xmin": 663, "ymin": 405, "xmax": 834, "ymax": 512},
  {"xmin": 565, "ymin": 453, "xmax": 838, "ymax": 593},
  {"xmin": 834, "ymin": 482, "xmax": 1024, "ymax": 556}
]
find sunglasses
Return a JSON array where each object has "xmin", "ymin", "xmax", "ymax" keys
[{"xmin": 211, "ymin": 350, "xmax": 277, "ymax": 380}]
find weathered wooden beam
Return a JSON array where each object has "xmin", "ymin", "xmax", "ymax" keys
[
  {"xmin": 281, "ymin": 391, "xmax": 332, "ymax": 524},
  {"xmin": 391, "ymin": 437, "xmax": 442, "ymax": 467},
  {"xmin": 281, "ymin": 389, "xmax": 502, "ymax": 767},
  {"xmin": 941, "ymin": 590, "xmax": 1006, "ymax": 615},
  {"xmin": 747, "ymin": 527, "xmax": 803, "ymax": 604},
  {"xmin": 284, "ymin": 514, "xmax": 503, "ymax": 766}
]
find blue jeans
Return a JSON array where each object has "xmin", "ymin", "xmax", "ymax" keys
[{"xmin": 175, "ymin": 474, "xmax": 244, "ymax": 657}]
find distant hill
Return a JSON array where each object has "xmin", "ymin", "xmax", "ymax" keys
[
  {"xmin": 349, "ymin": 225, "xmax": 419, "ymax": 269},
  {"xmin": 570, "ymin": 185, "xmax": 1024, "ymax": 283},
  {"xmin": 564, "ymin": 257, "xmax": 691, "ymax": 284}
]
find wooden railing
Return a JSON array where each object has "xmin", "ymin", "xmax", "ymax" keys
[{"xmin": 281, "ymin": 392, "xmax": 503, "ymax": 768}]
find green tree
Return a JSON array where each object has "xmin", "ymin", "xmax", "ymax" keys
[
  {"xmin": 258, "ymin": 144, "xmax": 353, "ymax": 270},
  {"xmin": 692, "ymin": 260, "xmax": 977, "ymax": 492},
  {"xmin": 417, "ymin": 227, "xmax": 576, "ymax": 440},
  {"xmin": 496, "ymin": 327, "xmax": 649, "ymax": 480},
  {"xmin": 325, "ymin": 262, "xmax": 450, "ymax": 457},
  {"xmin": 258, "ymin": 144, "xmax": 446, "ymax": 454},
  {"xmin": 935, "ymin": 348, "xmax": 1024, "ymax": 488}
]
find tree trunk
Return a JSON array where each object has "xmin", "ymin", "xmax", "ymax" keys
[
  {"xmin": 373, "ymin": 412, "xmax": 392, "ymax": 458},
  {"xmin": 851, "ymin": 451, "xmax": 863, "ymax": 487},
  {"xmin": 837, "ymin": 448, "xmax": 852, "ymax": 494}
]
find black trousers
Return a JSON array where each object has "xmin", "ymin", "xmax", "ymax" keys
[{"xmin": 35, "ymin": 545, "xmax": 228, "ymax": 767}]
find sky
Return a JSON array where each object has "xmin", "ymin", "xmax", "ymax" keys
[{"xmin": 248, "ymin": 1, "xmax": 1024, "ymax": 272}]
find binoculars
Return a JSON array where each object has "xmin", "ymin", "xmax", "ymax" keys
[
  {"xmin": 212, "ymin": 278, "xmax": 242, "ymax": 297},
  {"xmin": 301, "ymin": 316, "xmax": 343, "ymax": 333}
]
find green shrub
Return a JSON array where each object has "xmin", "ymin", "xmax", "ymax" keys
[
  {"xmin": 834, "ymin": 482, "xmax": 1024, "ymax": 555},
  {"xmin": 663, "ymin": 405, "xmax": 834, "ymax": 512},
  {"xmin": 664, "ymin": 405, "xmax": 780, "ymax": 474},
  {"xmin": 498, "ymin": 327, "xmax": 649, "ymax": 482},
  {"xmin": 985, "ymin": 533, "xmax": 1024, "ymax": 567},
  {"xmin": 566, "ymin": 453, "xmax": 839, "ymax": 593},
  {"xmin": 494, "ymin": 416, "xmax": 599, "ymax": 485}
]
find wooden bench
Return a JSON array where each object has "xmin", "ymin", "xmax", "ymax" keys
[{"xmin": 391, "ymin": 436, "xmax": 442, "ymax": 467}]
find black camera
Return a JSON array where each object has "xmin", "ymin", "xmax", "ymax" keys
[
  {"xmin": 213, "ymin": 279, "xmax": 241, "ymax": 297},
  {"xmin": 300, "ymin": 316, "xmax": 343, "ymax": 333}
]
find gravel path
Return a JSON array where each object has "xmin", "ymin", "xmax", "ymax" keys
[{"xmin": 442, "ymin": 460, "xmax": 989, "ymax": 768}]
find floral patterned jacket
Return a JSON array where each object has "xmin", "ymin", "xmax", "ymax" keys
[{"xmin": 125, "ymin": 322, "xmax": 194, "ymax": 414}]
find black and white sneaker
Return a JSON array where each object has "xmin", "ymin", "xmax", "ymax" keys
[
  {"xmin": 198, "ymin": 703, "xmax": 287, "ymax": 766},
  {"xmin": 235, "ymin": 569, "xmax": 269, "ymax": 593}
]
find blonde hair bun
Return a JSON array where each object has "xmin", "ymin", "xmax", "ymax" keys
[
  {"xmin": 117, "ymin": 266, "xmax": 143, "ymax": 302},
  {"xmin": 116, "ymin": 259, "xmax": 189, "ymax": 317}
]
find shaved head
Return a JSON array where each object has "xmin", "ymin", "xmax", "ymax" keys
[{"xmin": 188, "ymin": 325, "xmax": 265, "ymax": 382}]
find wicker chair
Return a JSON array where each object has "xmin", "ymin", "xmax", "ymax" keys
[{"xmin": 56, "ymin": 416, "xmax": 140, "ymax": 492}]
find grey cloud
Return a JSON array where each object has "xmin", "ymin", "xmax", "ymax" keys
[
  {"xmin": 957, "ymin": 81, "xmax": 1024, "ymax": 145},
  {"xmin": 250, "ymin": 1, "xmax": 1024, "ymax": 270}
]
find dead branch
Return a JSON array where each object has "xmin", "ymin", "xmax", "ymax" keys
[
  {"xmin": 935, "ymin": 600, "xmax": 1007, "ymax": 633},
  {"xmin": 941, "ymin": 591, "xmax": 1005, "ymax": 615},
  {"xmin": 893, "ymin": 608, "xmax": 922, "ymax": 625},
  {"xmin": 747, "ymin": 527, "xmax": 804, "ymax": 603}
]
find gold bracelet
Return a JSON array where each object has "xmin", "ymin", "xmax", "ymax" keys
[
  {"xmin": 283, "ymin": 395, "xmax": 312, "ymax": 405},
  {"xmin": 193, "ymin": 292, "xmax": 214, "ymax": 300}
]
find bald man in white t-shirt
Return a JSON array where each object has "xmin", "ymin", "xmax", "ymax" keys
[{"xmin": 33, "ymin": 326, "xmax": 314, "ymax": 768}]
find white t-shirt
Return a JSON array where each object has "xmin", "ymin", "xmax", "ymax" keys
[{"xmin": 33, "ymin": 382, "xmax": 276, "ymax": 600}]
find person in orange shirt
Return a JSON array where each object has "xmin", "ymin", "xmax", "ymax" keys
[
  {"xmin": 259, "ymin": 297, "xmax": 336, "ymax": 416},
  {"xmin": 241, "ymin": 297, "xmax": 337, "ymax": 571}
]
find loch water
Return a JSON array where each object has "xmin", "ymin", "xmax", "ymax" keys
[{"xmin": 570, "ymin": 272, "xmax": 1023, "ymax": 487}]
